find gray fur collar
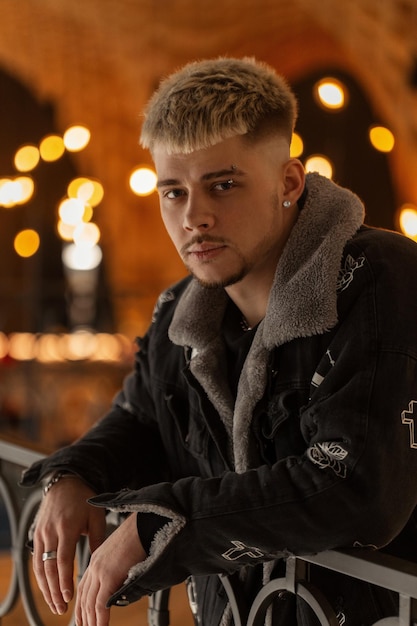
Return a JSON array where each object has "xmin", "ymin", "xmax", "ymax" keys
[{"xmin": 168, "ymin": 173, "xmax": 364, "ymax": 471}]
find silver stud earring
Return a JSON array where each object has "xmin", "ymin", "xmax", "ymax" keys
[{"xmin": 282, "ymin": 200, "xmax": 291, "ymax": 208}]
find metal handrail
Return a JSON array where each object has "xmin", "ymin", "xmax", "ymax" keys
[{"xmin": 1, "ymin": 437, "xmax": 417, "ymax": 625}]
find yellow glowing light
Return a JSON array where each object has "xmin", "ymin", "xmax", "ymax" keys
[
  {"xmin": 58, "ymin": 197, "xmax": 86, "ymax": 226},
  {"xmin": 369, "ymin": 125, "xmax": 395, "ymax": 153},
  {"xmin": 35, "ymin": 334, "xmax": 64, "ymax": 363},
  {"xmin": 14, "ymin": 177, "xmax": 35, "ymax": 204},
  {"xmin": 68, "ymin": 177, "xmax": 104, "ymax": 207},
  {"xmin": 14, "ymin": 145, "xmax": 40, "ymax": 172},
  {"xmin": 73, "ymin": 222, "xmax": 101, "ymax": 248},
  {"xmin": 90, "ymin": 333, "xmax": 122, "ymax": 362},
  {"xmin": 398, "ymin": 204, "xmax": 417, "ymax": 238},
  {"xmin": 290, "ymin": 132, "xmax": 304, "ymax": 158},
  {"xmin": 14, "ymin": 229, "xmax": 40, "ymax": 258},
  {"xmin": 129, "ymin": 167, "xmax": 157, "ymax": 196},
  {"xmin": 82, "ymin": 204, "xmax": 94, "ymax": 222},
  {"xmin": 82, "ymin": 180, "xmax": 103, "ymax": 207},
  {"xmin": 304, "ymin": 155, "xmax": 333, "ymax": 179},
  {"xmin": 59, "ymin": 330, "xmax": 98, "ymax": 361},
  {"xmin": 39, "ymin": 134, "xmax": 65, "ymax": 162},
  {"xmin": 0, "ymin": 179, "xmax": 18, "ymax": 207},
  {"xmin": 57, "ymin": 220, "xmax": 76, "ymax": 241},
  {"xmin": 8, "ymin": 333, "xmax": 37, "ymax": 360},
  {"xmin": 63, "ymin": 125, "xmax": 91, "ymax": 151},
  {"xmin": 315, "ymin": 78, "xmax": 347, "ymax": 110},
  {"xmin": 68, "ymin": 177, "xmax": 90, "ymax": 198},
  {"xmin": 76, "ymin": 180, "xmax": 95, "ymax": 202},
  {"xmin": 0, "ymin": 178, "xmax": 34, "ymax": 207}
]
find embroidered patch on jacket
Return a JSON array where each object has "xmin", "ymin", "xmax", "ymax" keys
[
  {"xmin": 401, "ymin": 400, "xmax": 417, "ymax": 449},
  {"xmin": 311, "ymin": 349, "xmax": 336, "ymax": 390},
  {"xmin": 222, "ymin": 540, "xmax": 265, "ymax": 561},
  {"xmin": 337, "ymin": 254, "xmax": 365, "ymax": 293},
  {"xmin": 306, "ymin": 441, "xmax": 348, "ymax": 478},
  {"xmin": 151, "ymin": 289, "xmax": 175, "ymax": 322}
]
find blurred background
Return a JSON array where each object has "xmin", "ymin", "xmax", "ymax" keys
[{"xmin": 0, "ymin": 0, "xmax": 417, "ymax": 451}]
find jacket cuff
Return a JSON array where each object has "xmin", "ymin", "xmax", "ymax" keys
[{"xmin": 136, "ymin": 512, "xmax": 171, "ymax": 555}]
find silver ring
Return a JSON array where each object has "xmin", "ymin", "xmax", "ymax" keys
[{"xmin": 42, "ymin": 550, "xmax": 57, "ymax": 562}]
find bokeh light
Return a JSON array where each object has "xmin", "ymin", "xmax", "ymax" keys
[
  {"xmin": 369, "ymin": 125, "xmax": 395, "ymax": 153},
  {"xmin": 315, "ymin": 78, "xmax": 347, "ymax": 110},
  {"xmin": 290, "ymin": 132, "xmax": 304, "ymax": 158},
  {"xmin": 304, "ymin": 155, "xmax": 333, "ymax": 179},
  {"xmin": 14, "ymin": 145, "xmax": 40, "ymax": 172},
  {"xmin": 129, "ymin": 167, "xmax": 157, "ymax": 196},
  {"xmin": 63, "ymin": 125, "xmax": 91, "ymax": 151},
  {"xmin": 39, "ymin": 134, "xmax": 65, "ymax": 162},
  {"xmin": 14, "ymin": 229, "xmax": 40, "ymax": 258}
]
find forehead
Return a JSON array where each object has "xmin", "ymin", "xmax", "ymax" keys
[{"xmin": 152, "ymin": 134, "xmax": 270, "ymax": 183}]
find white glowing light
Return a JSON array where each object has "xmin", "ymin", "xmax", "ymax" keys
[
  {"xmin": 129, "ymin": 167, "xmax": 157, "ymax": 196},
  {"xmin": 62, "ymin": 243, "xmax": 102, "ymax": 270}
]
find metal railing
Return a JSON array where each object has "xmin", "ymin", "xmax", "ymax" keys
[{"xmin": 1, "ymin": 437, "xmax": 417, "ymax": 626}]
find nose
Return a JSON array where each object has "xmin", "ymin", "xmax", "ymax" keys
[{"xmin": 183, "ymin": 193, "xmax": 214, "ymax": 232}]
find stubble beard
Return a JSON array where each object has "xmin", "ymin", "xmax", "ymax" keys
[{"xmin": 187, "ymin": 264, "xmax": 249, "ymax": 289}]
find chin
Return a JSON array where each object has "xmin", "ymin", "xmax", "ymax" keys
[{"xmin": 192, "ymin": 268, "xmax": 247, "ymax": 289}]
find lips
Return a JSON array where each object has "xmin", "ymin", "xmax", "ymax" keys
[{"xmin": 186, "ymin": 242, "xmax": 226, "ymax": 261}]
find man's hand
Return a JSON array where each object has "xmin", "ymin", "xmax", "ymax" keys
[
  {"xmin": 32, "ymin": 477, "xmax": 106, "ymax": 616},
  {"xmin": 75, "ymin": 512, "xmax": 147, "ymax": 626}
]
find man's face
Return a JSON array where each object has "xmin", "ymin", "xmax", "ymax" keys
[{"xmin": 154, "ymin": 134, "xmax": 299, "ymax": 291}]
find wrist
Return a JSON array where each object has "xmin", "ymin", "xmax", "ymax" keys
[{"xmin": 42, "ymin": 471, "xmax": 79, "ymax": 496}]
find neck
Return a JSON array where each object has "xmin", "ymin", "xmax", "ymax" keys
[{"xmin": 225, "ymin": 273, "xmax": 273, "ymax": 329}]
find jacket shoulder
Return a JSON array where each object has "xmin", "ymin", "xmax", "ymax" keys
[{"xmin": 348, "ymin": 225, "xmax": 417, "ymax": 265}]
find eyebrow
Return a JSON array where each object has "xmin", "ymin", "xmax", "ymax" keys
[
  {"xmin": 157, "ymin": 167, "xmax": 246, "ymax": 189},
  {"xmin": 201, "ymin": 167, "xmax": 245, "ymax": 181}
]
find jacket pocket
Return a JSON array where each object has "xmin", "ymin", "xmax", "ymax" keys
[{"xmin": 164, "ymin": 393, "xmax": 209, "ymax": 459}]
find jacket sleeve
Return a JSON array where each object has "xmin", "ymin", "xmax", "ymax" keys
[
  {"xmin": 20, "ymin": 335, "xmax": 170, "ymax": 494},
  {"xmin": 89, "ymin": 234, "xmax": 417, "ymax": 606}
]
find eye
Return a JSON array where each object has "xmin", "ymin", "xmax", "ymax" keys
[
  {"xmin": 212, "ymin": 179, "xmax": 235, "ymax": 192},
  {"xmin": 163, "ymin": 188, "xmax": 186, "ymax": 199}
]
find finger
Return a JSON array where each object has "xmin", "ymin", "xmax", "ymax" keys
[
  {"xmin": 85, "ymin": 577, "xmax": 102, "ymax": 626},
  {"xmin": 75, "ymin": 568, "xmax": 89, "ymax": 626},
  {"xmin": 44, "ymin": 556, "xmax": 67, "ymax": 615},
  {"xmin": 32, "ymin": 546, "xmax": 56, "ymax": 613},
  {"xmin": 56, "ymin": 537, "xmax": 77, "ymax": 604},
  {"xmin": 96, "ymin": 584, "xmax": 112, "ymax": 626}
]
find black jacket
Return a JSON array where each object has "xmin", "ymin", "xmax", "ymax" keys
[{"xmin": 22, "ymin": 173, "xmax": 417, "ymax": 625}]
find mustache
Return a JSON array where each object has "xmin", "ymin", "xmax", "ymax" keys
[{"xmin": 181, "ymin": 235, "xmax": 227, "ymax": 256}]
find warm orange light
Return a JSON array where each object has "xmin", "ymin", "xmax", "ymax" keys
[
  {"xmin": 304, "ymin": 155, "xmax": 333, "ymax": 179},
  {"xmin": 290, "ymin": 133, "xmax": 304, "ymax": 158},
  {"xmin": 63, "ymin": 125, "xmax": 91, "ymax": 151},
  {"xmin": 14, "ymin": 177, "xmax": 35, "ymax": 204},
  {"xmin": 14, "ymin": 229, "xmax": 40, "ymax": 257},
  {"xmin": 39, "ymin": 134, "xmax": 65, "ymax": 162},
  {"xmin": 14, "ymin": 145, "xmax": 40, "ymax": 172},
  {"xmin": 73, "ymin": 222, "xmax": 101, "ymax": 247},
  {"xmin": 67, "ymin": 177, "xmax": 104, "ymax": 207},
  {"xmin": 315, "ymin": 78, "xmax": 347, "ymax": 110},
  {"xmin": 398, "ymin": 204, "xmax": 417, "ymax": 239},
  {"xmin": 129, "ymin": 167, "xmax": 157, "ymax": 196},
  {"xmin": 369, "ymin": 125, "xmax": 395, "ymax": 153},
  {"xmin": 58, "ymin": 198, "xmax": 86, "ymax": 225}
]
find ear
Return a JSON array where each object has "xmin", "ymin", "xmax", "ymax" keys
[{"xmin": 282, "ymin": 158, "xmax": 305, "ymax": 206}]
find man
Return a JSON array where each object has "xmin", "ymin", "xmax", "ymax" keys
[{"xmin": 22, "ymin": 57, "xmax": 417, "ymax": 626}]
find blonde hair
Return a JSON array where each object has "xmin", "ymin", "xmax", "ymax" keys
[{"xmin": 140, "ymin": 57, "xmax": 298, "ymax": 154}]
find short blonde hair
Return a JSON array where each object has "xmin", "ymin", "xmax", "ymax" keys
[{"xmin": 140, "ymin": 57, "xmax": 298, "ymax": 154}]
